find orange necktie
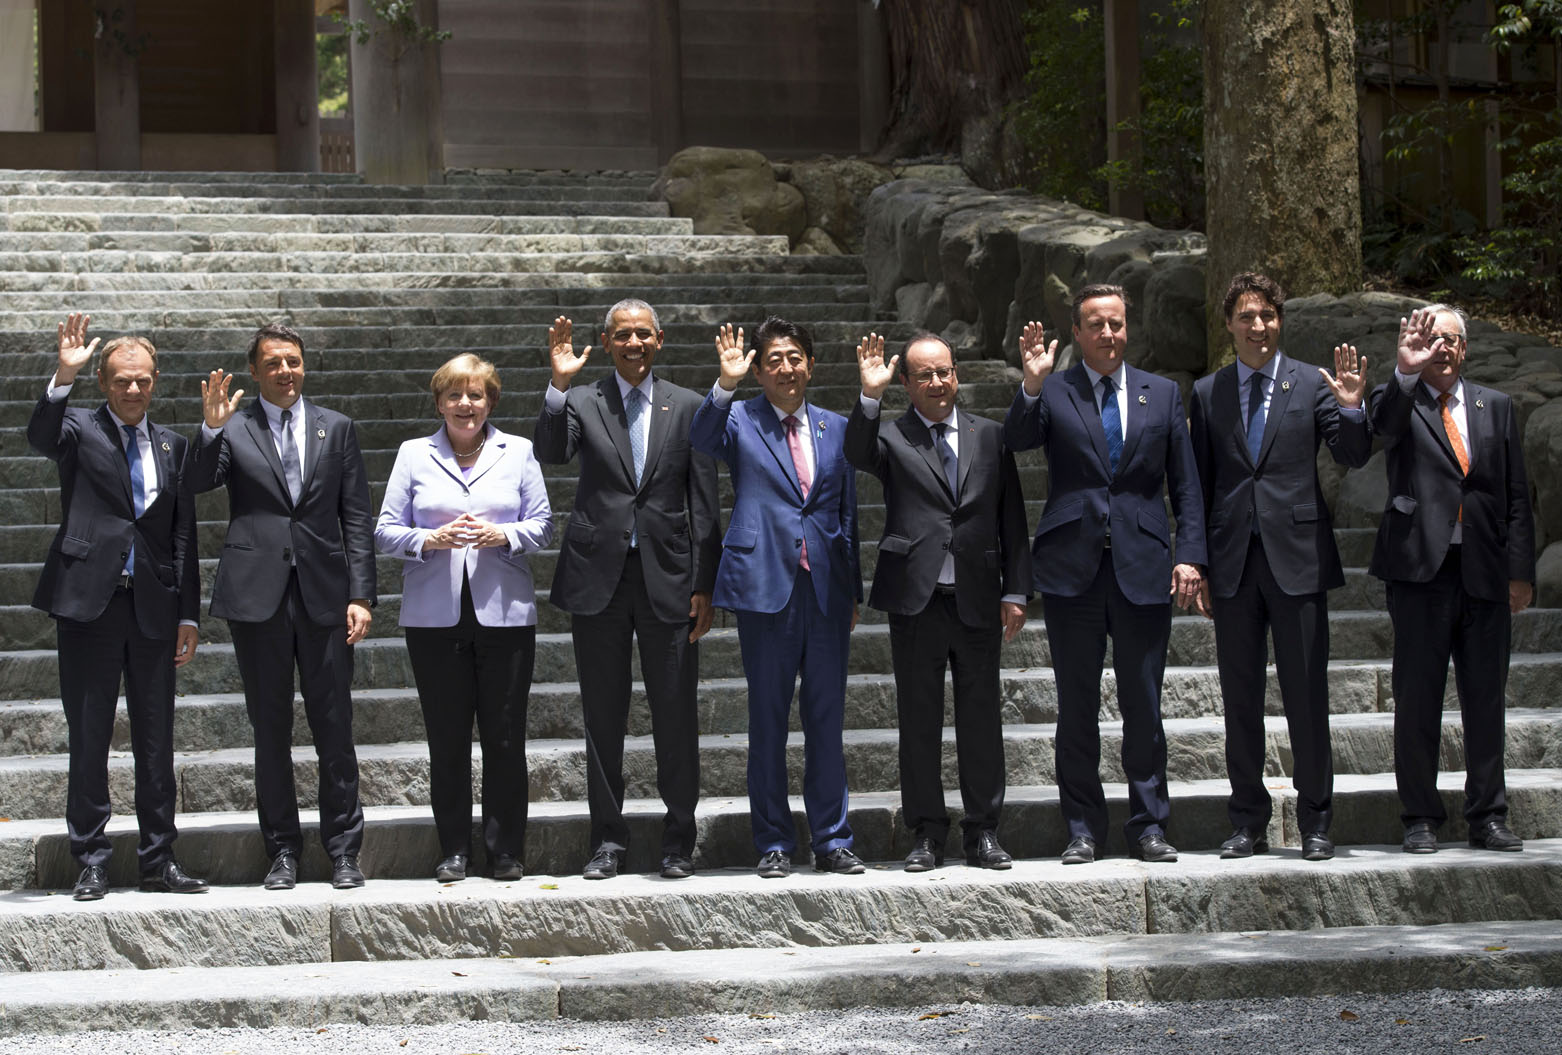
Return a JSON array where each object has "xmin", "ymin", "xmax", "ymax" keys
[{"xmin": 1439, "ymin": 392, "xmax": 1469, "ymax": 521}]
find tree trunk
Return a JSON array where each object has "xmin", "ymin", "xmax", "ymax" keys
[
  {"xmin": 874, "ymin": 0, "xmax": 1029, "ymax": 187},
  {"xmin": 349, "ymin": 0, "xmax": 444, "ymax": 185},
  {"xmin": 93, "ymin": 0, "xmax": 140, "ymax": 170},
  {"xmin": 1203, "ymin": 0, "xmax": 1361, "ymax": 372}
]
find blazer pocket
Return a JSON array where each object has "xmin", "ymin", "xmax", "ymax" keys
[
  {"xmin": 1390, "ymin": 495, "xmax": 1417, "ymax": 515},
  {"xmin": 1291, "ymin": 503, "xmax": 1321, "ymax": 523},
  {"xmin": 59, "ymin": 535, "xmax": 92, "ymax": 559},
  {"xmin": 565, "ymin": 520, "xmax": 595, "ymax": 547},
  {"xmin": 1035, "ymin": 497, "xmax": 1084, "ymax": 536},
  {"xmin": 879, "ymin": 534, "xmax": 912, "ymax": 555},
  {"xmin": 723, "ymin": 524, "xmax": 758, "ymax": 551},
  {"xmin": 1137, "ymin": 507, "xmax": 1169, "ymax": 543}
]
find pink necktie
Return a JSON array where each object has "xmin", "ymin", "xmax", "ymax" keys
[{"xmin": 784, "ymin": 414, "xmax": 811, "ymax": 570}]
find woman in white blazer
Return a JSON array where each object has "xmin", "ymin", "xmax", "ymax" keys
[{"xmin": 375, "ymin": 353, "xmax": 554, "ymax": 882}]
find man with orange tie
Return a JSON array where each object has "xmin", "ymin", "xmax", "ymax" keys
[{"xmin": 1369, "ymin": 304, "xmax": 1535, "ymax": 854}]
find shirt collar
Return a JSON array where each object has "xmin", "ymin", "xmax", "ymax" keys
[
  {"xmin": 914, "ymin": 406, "xmax": 958, "ymax": 433},
  {"xmin": 259, "ymin": 394, "xmax": 303, "ymax": 427},
  {"xmin": 105, "ymin": 406, "xmax": 146, "ymax": 436},
  {"xmin": 771, "ymin": 401, "xmax": 808, "ymax": 426},
  {"xmin": 1423, "ymin": 378, "xmax": 1466, "ymax": 406},
  {"xmin": 616, "ymin": 372, "xmax": 655, "ymax": 403},
  {"xmin": 1236, "ymin": 353, "xmax": 1281, "ymax": 385},
  {"xmin": 1082, "ymin": 360, "xmax": 1126, "ymax": 391}
]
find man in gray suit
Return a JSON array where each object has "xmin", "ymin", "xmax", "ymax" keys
[{"xmin": 534, "ymin": 299, "xmax": 721, "ymax": 879}]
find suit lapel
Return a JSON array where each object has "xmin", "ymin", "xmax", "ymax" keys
[
  {"xmin": 1460, "ymin": 382, "xmax": 1487, "ymax": 470},
  {"xmin": 94, "ymin": 405, "xmax": 135, "ymax": 508},
  {"xmin": 428, "ymin": 427, "xmax": 464, "ymax": 487},
  {"xmin": 1211, "ymin": 365, "xmax": 1249, "ymax": 467},
  {"xmin": 957, "ymin": 415, "xmax": 978, "ymax": 499},
  {"xmin": 1254, "ymin": 357, "xmax": 1295, "ymax": 467},
  {"xmin": 638, "ymin": 376, "xmax": 674, "ymax": 491},
  {"xmin": 1413, "ymin": 383, "xmax": 1463, "ymax": 471},
  {"xmin": 467, "ymin": 426, "xmax": 507, "ymax": 485},
  {"xmin": 594, "ymin": 377, "xmax": 637, "ymax": 486},
  {"xmin": 1066, "ymin": 365, "xmax": 1113, "ymax": 475},
  {"xmin": 752, "ymin": 396, "xmax": 807, "ymax": 503},
  {"xmin": 147, "ymin": 422, "xmax": 177, "ymax": 512},
  {"xmin": 243, "ymin": 399, "xmax": 291, "ymax": 500},
  {"xmin": 301, "ymin": 399, "xmax": 325, "ymax": 497},
  {"xmin": 1115, "ymin": 366, "xmax": 1151, "ymax": 472},
  {"xmin": 895, "ymin": 411, "xmax": 954, "ymax": 503}
]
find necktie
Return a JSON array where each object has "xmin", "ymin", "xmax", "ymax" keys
[
  {"xmin": 1246, "ymin": 370, "xmax": 1268, "ymax": 464},
  {"xmin": 933, "ymin": 422, "xmax": 958, "ymax": 498},
  {"xmin": 1439, "ymin": 392, "xmax": 1470, "ymax": 522},
  {"xmin": 626, "ymin": 387, "xmax": 646, "ymax": 547},
  {"xmin": 1100, "ymin": 375, "xmax": 1122, "ymax": 474},
  {"xmin": 784, "ymin": 414, "xmax": 811, "ymax": 571},
  {"xmin": 122, "ymin": 424, "xmax": 144, "ymax": 577},
  {"xmin": 279, "ymin": 407, "xmax": 302, "ymax": 505}
]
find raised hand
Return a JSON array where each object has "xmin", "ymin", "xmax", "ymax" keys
[
  {"xmin": 1019, "ymin": 321, "xmax": 1058, "ymax": 396},
  {"xmin": 548, "ymin": 315, "xmax": 591, "ymax": 390},
  {"xmin": 55, "ymin": 313, "xmax": 100, "ymax": 385},
  {"xmin": 1396, "ymin": 307, "xmax": 1440, "ymax": 375},
  {"xmin": 715, "ymin": 322, "xmax": 754, "ymax": 392},
  {"xmin": 856, "ymin": 332, "xmax": 899, "ymax": 400},
  {"xmin": 1321, "ymin": 343, "xmax": 1368, "ymax": 408},
  {"xmin": 200, "ymin": 369, "xmax": 244, "ymax": 429}
]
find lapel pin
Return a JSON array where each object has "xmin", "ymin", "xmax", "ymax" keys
[
  {"xmin": 161, "ymin": 441, "xmax": 171, "ymax": 451},
  {"xmin": 660, "ymin": 405, "xmax": 670, "ymax": 411},
  {"xmin": 1281, "ymin": 380, "xmax": 1291, "ymax": 391},
  {"xmin": 1475, "ymin": 399, "xmax": 1485, "ymax": 409},
  {"xmin": 1137, "ymin": 395, "xmax": 1147, "ymax": 405},
  {"xmin": 316, "ymin": 428, "xmax": 326, "ymax": 438}
]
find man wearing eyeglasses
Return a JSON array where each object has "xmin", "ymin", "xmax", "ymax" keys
[
  {"xmin": 845, "ymin": 332, "xmax": 1031, "ymax": 871},
  {"xmin": 1369, "ymin": 304, "xmax": 1535, "ymax": 854}
]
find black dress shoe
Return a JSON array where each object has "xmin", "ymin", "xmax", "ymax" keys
[
  {"xmin": 756, "ymin": 850, "xmax": 792, "ymax": 878},
  {"xmin": 491, "ymin": 854, "xmax": 524, "ymax": 881},
  {"xmin": 435, "ymin": 854, "xmax": 467, "ymax": 882},
  {"xmin": 1060, "ymin": 836, "xmax": 1096, "ymax": 865},
  {"xmin": 583, "ymin": 847, "xmax": 620, "ymax": 880},
  {"xmin": 264, "ymin": 850, "xmax": 298, "ymax": 890},
  {"xmin": 1301, "ymin": 831, "xmax": 1335, "ymax": 861},
  {"xmin": 332, "ymin": 855, "xmax": 366, "ymax": 889},
  {"xmin": 815, "ymin": 847, "xmax": 867, "ymax": 874},
  {"xmin": 966, "ymin": 831, "xmax": 1013, "ymax": 869},
  {"xmin": 1131, "ymin": 832, "xmax": 1178, "ymax": 863},
  {"xmin": 1403, "ymin": 821, "xmax": 1438, "ymax": 854},
  {"xmin": 140, "ymin": 859, "xmax": 209, "ymax": 894},
  {"xmin": 660, "ymin": 854, "xmax": 695, "ymax": 879},
  {"xmin": 1468, "ymin": 819, "xmax": 1524, "ymax": 851},
  {"xmin": 904, "ymin": 836, "xmax": 943, "ymax": 872},
  {"xmin": 1220, "ymin": 827, "xmax": 1269, "ymax": 859},
  {"xmin": 73, "ymin": 864, "xmax": 109, "ymax": 901}
]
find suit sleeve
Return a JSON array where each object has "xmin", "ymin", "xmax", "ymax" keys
[
  {"xmin": 1165, "ymin": 387, "xmax": 1207, "ymax": 569},
  {"xmin": 26, "ymin": 393, "xmax": 74, "ymax": 462},
  {"xmin": 845, "ymin": 459, "xmax": 863, "ymax": 605},
  {"xmin": 501, "ymin": 446, "xmax": 556, "ymax": 555},
  {"xmin": 1503, "ymin": 400, "xmax": 1538, "ymax": 584},
  {"xmin": 532, "ymin": 387, "xmax": 580, "ymax": 465},
  {"xmin": 1003, "ymin": 384, "xmax": 1050, "ymax": 453},
  {"xmin": 689, "ymin": 391, "xmax": 734, "ymax": 464},
  {"xmin": 688, "ymin": 443, "xmax": 721, "ymax": 595},
  {"xmin": 997, "ymin": 441, "xmax": 1032, "ymax": 599},
  {"xmin": 1368, "ymin": 381, "xmax": 1414, "ymax": 445},
  {"xmin": 188, "ymin": 426, "xmax": 230, "ymax": 494},
  {"xmin": 374, "ymin": 445, "xmax": 428, "ymax": 562},
  {"xmin": 338, "ymin": 420, "xmax": 378, "ymax": 605},
  {"xmin": 172, "ymin": 437, "xmax": 201, "ymax": 624},
  {"xmin": 1188, "ymin": 384, "xmax": 1216, "ymax": 524},
  {"xmin": 1319, "ymin": 383, "xmax": 1372, "ymax": 469},
  {"xmin": 843, "ymin": 401, "xmax": 888, "ymax": 479}
]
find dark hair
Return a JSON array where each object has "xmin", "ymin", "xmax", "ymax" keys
[
  {"xmin": 1070, "ymin": 284, "xmax": 1130, "ymax": 327},
  {"xmin": 753, "ymin": 316, "xmax": 814, "ymax": 363},
  {"xmin": 896, "ymin": 331, "xmax": 953, "ymax": 378},
  {"xmin": 1222, "ymin": 272, "xmax": 1286, "ymax": 321},
  {"xmin": 246, "ymin": 321, "xmax": 306, "ymax": 366}
]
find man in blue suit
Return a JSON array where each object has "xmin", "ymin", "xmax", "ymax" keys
[
  {"xmin": 689, "ymin": 316, "xmax": 864, "ymax": 878},
  {"xmin": 1005, "ymin": 284, "xmax": 1207, "ymax": 865}
]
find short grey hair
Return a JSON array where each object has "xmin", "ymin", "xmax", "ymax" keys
[
  {"xmin": 1422, "ymin": 303, "xmax": 1469, "ymax": 340},
  {"xmin": 602, "ymin": 298, "xmax": 661, "ymax": 338}
]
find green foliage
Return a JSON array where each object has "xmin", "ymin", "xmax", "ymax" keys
[
  {"xmin": 335, "ymin": 1, "xmax": 452, "ymax": 52},
  {"xmin": 317, "ymin": 33, "xmax": 350, "ymax": 116},
  {"xmin": 1010, "ymin": 2, "xmax": 1107, "ymax": 211}
]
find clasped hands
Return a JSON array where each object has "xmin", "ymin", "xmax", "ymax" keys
[{"xmin": 422, "ymin": 513, "xmax": 508, "ymax": 552}]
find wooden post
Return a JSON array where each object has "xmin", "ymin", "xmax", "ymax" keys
[
  {"xmin": 857, "ymin": 0, "xmax": 890, "ymax": 155},
  {"xmin": 648, "ymin": 0, "xmax": 683, "ymax": 165},
  {"xmin": 274, "ymin": 0, "xmax": 321, "ymax": 172},
  {"xmin": 348, "ymin": 0, "xmax": 444, "ymax": 184},
  {"xmin": 1102, "ymin": 0, "xmax": 1143, "ymax": 220},
  {"xmin": 93, "ymin": 0, "xmax": 140, "ymax": 170}
]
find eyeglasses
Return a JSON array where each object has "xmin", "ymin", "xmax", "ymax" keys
[
  {"xmin": 910, "ymin": 367, "xmax": 956, "ymax": 385},
  {"xmin": 1431, "ymin": 332, "xmax": 1466, "ymax": 347}
]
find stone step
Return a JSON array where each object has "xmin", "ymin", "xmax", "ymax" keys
[
  {"xmin": 2, "ymin": 707, "xmax": 1558, "ymax": 823},
  {"xmin": 0, "ymin": 830, "xmax": 1558, "ymax": 966},
  {"xmin": 0, "ymin": 196, "xmax": 675, "ymax": 220},
  {"xmin": 0, "ymin": 183, "xmax": 661, "ymax": 202},
  {"xmin": 0, "ymin": 920, "xmax": 1556, "ymax": 1032},
  {"xmin": 1, "ymin": 168, "xmax": 653, "ymax": 186},
  {"xmin": 0, "ymin": 211, "xmax": 695, "ymax": 238}
]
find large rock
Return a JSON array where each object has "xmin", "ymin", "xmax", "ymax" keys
[
  {"xmin": 650, "ymin": 147, "xmax": 806, "ymax": 246},
  {"xmin": 1335, "ymin": 448, "xmax": 1389, "ymax": 529},
  {"xmin": 1142, "ymin": 260, "xmax": 1208, "ymax": 373},
  {"xmin": 1537, "ymin": 541, "xmax": 1562, "ymax": 607},
  {"xmin": 786, "ymin": 157, "xmax": 894, "ymax": 255},
  {"xmin": 1523, "ymin": 398, "xmax": 1562, "ymax": 545}
]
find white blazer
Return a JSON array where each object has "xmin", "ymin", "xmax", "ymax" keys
[{"xmin": 375, "ymin": 425, "xmax": 555, "ymax": 627}]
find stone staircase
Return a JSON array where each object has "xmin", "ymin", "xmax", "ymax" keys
[{"xmin": 0, "ymin": 169, "xmax": 1559, "ymax": 1032}]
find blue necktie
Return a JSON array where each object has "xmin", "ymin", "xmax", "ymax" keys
[
  {"xmin": 122, "ymin": 424, "xmax": 144, "ymax": 576},
  {"xmin": 1246, "ymin": 370, "xmax": 1267, "ymax": 464},
  {"xmin": 933, "ymin": 422, "xmax": 958, "ymax": 497},
  {"xmin": 279, "ymin": 408, "xmax": 302, "ymax": 504},
  {"xmin": 1100, "ymin": 375, "xmax": 1122, "ymax": 474},
  {"xmin": 626, "ymin": 387, "xmax": 646, "ymax": 547}
]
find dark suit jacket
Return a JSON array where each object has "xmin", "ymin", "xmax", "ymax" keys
[
  {"xmin": 1368, "ymin": 377, "xmax": 1535, "ymax": 602},
  {"xmin": 844, "ymin": 403, "xmax": 1030, "ymax": 629},
  {"xmin": 689, "ymin": 392, "xmax": 863, "ymax": 616},
  {"xmin": 190, "ymin": 398, "xmax": 376, "ymax": 625},
  {"xmin": 28, "ymin": 396, "xmax": 199, "ymax": 639},
  {"xmin": 1190, "ymin": 356, "xmax": 1371, "ymax": 598},
  {"xmin": 1003, "ymin": 363, "xmax": 1206, "ymax": 606},
  {"xmin": 533, "ymin": 374, "xmax": 719, "ymax": 624}
]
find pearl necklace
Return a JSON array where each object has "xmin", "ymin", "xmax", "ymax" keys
[{"xmin": 450, "ymin": 433, "xmax": 486, "ymax": 459}]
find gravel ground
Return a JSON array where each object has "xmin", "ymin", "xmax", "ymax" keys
[{"xmin": 5, "ymin": 988, "xmax": 1559, "ymax": 1054}]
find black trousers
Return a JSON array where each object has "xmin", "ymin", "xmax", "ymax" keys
[
  {"xmin": 57, "ymin": 586, "xmax": 178, "ymax": 871},
  {"xmin": 229, "ymin": 571, "xmax": 364, "ymax": 861},
  {"xmin": 1212, "ymin": 534, "xmax": 1334, "ymax": 834},
  {"xmin": 1043, "ymin": 551, "xmax": 1172, "ymax": 847},
  {"xmin": 1387, "ymin": 547, "xmax": 1511, "ymax": 828},
  {"xmin": 888, "ymin": 590, "xmax": 1005, "ymax": 853},
  {"xmin": 405, "ymin": 577, "xmax": 535, "ymax": 862},
  {"xmin": 572, "ymin": 550, "xmax": 700, "ymax": 858}
]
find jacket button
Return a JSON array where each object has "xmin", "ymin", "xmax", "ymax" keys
[
  {"xmin": 119, "ymin": 551, "xmax": 128, "ymax": 560},
  {"xmin": 623, "ymin": 530, "xmax": 632, "ymax": 540},
  {"xmin": 795, "ymin": 538, "xmax": 803, "ymax": 548},
  {"xmin": 941, "ymin": 542, "xmax": 949, "ymax": 550}
]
